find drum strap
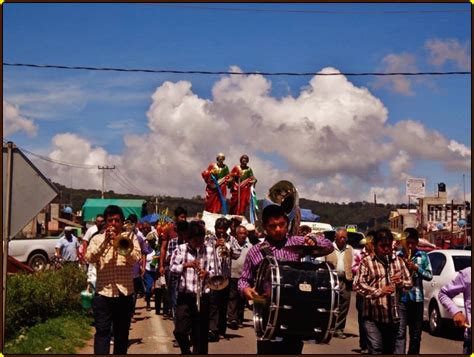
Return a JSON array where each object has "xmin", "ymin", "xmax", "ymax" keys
[{"xmin": 259, "ymin": 242, "xmax": 274, "ymax": 258}]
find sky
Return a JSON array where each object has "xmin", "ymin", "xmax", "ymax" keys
[{"xmin": 3, "ymin": 3, "xmax": 471, "ymax": 204}]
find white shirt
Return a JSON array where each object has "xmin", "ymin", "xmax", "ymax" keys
[
  {"xmin": 83, "ymin": 225, "xmax": 99, "ymax": 243},
  {"xmin": 333, "ymin": 242, "xmax": 346, "ymax": 274}
]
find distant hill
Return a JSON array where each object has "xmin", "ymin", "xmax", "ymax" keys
[{"xmin": 53, "ymin": 182, "xmax": 398, "ymax": 231}]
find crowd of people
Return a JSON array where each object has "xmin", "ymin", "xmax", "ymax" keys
[{"xmin": 52, "ymin": 165, "xmax": 470, "ymax": 355}]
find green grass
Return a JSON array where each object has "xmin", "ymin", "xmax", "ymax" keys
[{"xmin": 4, "ymin": 312, "xmax": 93, "ymax": 354}]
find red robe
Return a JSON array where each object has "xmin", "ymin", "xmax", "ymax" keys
[
  {"xmin": 229, "ymin": 165, "xmax": 256, "ymax": 216},
  {"xmin": 201, "ymin": 163, "xmax": 230, "ymax": 213}
]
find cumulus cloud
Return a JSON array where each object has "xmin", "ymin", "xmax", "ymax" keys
[
  {"xmin": 389, "ymin": 150, "xmax": 412, "ymax": 182},
  {"xmin": 3, "ymin": 100, "xmax": 38, "ymax": 137},
  {"xmin": 371, "ymin": 53, "xmax": 418, "ymax": 96},
  {"xmin": 387, "ymin": 120, "xmax": 471, "ymax": 171},
  {"xmin": 425, "ymin": 38, "xmax": 471, "ymax": 71},
  {"xmin": 36, "ymin": 67, "xmax": 470, "ymax": 203},
  {"xmin": 43, "ymin": 133, "xmax": 122, "ymax": 190}
]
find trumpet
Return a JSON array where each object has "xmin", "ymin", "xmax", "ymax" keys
[
  {"xmin": 208, "ymin": 234, "xmax": 230, "ymax": 291},
  {"xmin": 112, "ymin": 221, "xmax": 135, "ymax": 256}
]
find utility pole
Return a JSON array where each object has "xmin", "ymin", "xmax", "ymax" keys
[
  {"xmin": 373, "ymin": 193, "xmax": 377, "ymax": 229},
  {"xmin": 98, "ymin": 166, "xmax": 115, "ymax": 198},
  {"xmin": 463, "ymin": 174, "xmax": 467, "ymax": 245},
  {"xmin": 155, "ymin": 196, "xmax": 159, "ymax": 214},
  {"xmin": 451, "ymin": 199, "xmax": 454, "ymax": 246}
]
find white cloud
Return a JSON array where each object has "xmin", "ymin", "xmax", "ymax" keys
[
  {"xmin": 425, "ymin": 38, "xmax": 471, "ymax": 71},
  {"xmin": 387, "ymin": 120, "xmax": 471, "ymax": 171},
  {"xmin": 3, "ymin": 100, "xmax": 38, "ymax": 137},
  {"xmin": 371, "ymin": 53, "xmax": 418, "ymax": 96},
  {"xmin": 368, "ymin": 186, "xmax": 403, "ymax": 204},
  {"xmin": 34, "ymin": 68, "xmax": 470, "ymax": 203},
  {"xmin": 389, "ymin": 150, "xmax": 412, "ymax": 182}
]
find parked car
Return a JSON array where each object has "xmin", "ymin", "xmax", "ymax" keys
[
  {"xmin": 423, "ymin": 249, "xmax": 471, "ymax": 335},
  {"xmin": 8, "ymin": 226, "xmax": 83, "ymax": 271}
]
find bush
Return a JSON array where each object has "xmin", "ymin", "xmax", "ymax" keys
[{"xmin": 5, "ymin": 264, "xmax": 87, "ymax": 340}]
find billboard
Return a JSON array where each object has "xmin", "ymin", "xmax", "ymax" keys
[{"xmin": 406, "ymin": 178, "xmax": 426, "ymax": 198}]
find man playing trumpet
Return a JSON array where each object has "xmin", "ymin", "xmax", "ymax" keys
[{"xmin": 85, "ymin": 205, "xmax": 142, "ymax": 355}]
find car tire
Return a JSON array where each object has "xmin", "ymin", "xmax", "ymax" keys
[
  {"xmin": 27, "ymin": 252, "xmax": 48, "ymax": 272},
  {"xmin": 428, "ymin": 302, "xmax": 443, "ymax": 336}
]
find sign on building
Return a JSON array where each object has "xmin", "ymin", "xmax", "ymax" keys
[{"xmin": 406, "ymin": 178, "xmax": 426, "ymax": 198}]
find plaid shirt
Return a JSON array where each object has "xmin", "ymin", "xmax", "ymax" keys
[
  {"xmin": 205, "ymin": 234, "xmax": 242, "ymax": 278},
  {"xmin": 238, "ymin": 233, "xmax": 333, "ymax": 293},
  {"xmin": 354, "ymin": 253, "xmax": 412, "ymax": 323},
  {"xmin": 397, "ymin": 249, "xmax": 433, "ymax": 303},
  {"xmin": 170, "ymin": 243, "xmax": 216, "ymax": 294},
  {"xmin": 166, "ymin": 237, "xmax": 183, "ymax": 261},
  {"xmin": 85, "ymin": 232, "xmax": 141, "ymax": 297}
]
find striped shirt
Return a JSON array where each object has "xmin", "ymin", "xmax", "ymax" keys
[
  {"xmin": 397, "ymin": 249, "xmax": 433, "ymax": 303},
  {"xmin": 238, "ymin": 233, "xmax": 333, "ymax": 293},
  {"xmin": 206, "ymin": 234, "xmax": 242, "ymax": 278},
  {"xmin": 85, "ymin": 232, "xmax": 142, "ymax": 297},
  {"xmin": 354, "ymin": 253, "xmax": 412, "ymax": 323},
  {"xmin": 170, "ymin": 243, "xmax": 216, "ymax": 294}
]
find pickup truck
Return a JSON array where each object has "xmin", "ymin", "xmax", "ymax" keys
[{"xmin": 8, "ymin": 226, "xmax": 83, "ymax": 271}]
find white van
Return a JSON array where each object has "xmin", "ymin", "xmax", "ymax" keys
[{"xmin": 299, "ymin": 221, "xmax": 333, "ymax": 233}]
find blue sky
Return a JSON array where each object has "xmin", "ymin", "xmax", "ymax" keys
[{"xmin": 3, "ymin": 3, "xmax": 471, "ymax": 203}]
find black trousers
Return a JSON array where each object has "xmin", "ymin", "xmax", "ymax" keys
[
  {"xmin": 92, "ymin": 293, "xmax": 134, "ymax": 355},
  {"xmin": 356, "ymin": 294, "xmax": 368, "ymax": 350},
  {"xmin": 209, "ymin": 284, "xmax": 230, "ymax": 336},
  {"xmin": 227, "ymin": 278, "xmax": 246, "ymax": 323},
  {"xmin": 174, "ymin": 293, "xmax": 210, "ymax": 355},
  {"xmin": 257, "ymin": 337, "xmax": 304, "ymax": 355}
]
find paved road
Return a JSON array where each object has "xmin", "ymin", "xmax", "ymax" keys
[{"xmin": 79, "ymin": 292, "xmax": 464, "ymax": 354}]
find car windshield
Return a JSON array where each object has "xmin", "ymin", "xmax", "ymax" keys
[{"xmin": 452, "ymin": 255, "xmax": 471, "ymax": 272}]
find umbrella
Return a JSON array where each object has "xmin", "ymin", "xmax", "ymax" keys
[{"xmin": 139, "ymin": 213, "xmax": 172, "ymax": 224}]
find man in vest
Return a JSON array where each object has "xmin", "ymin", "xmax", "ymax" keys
[{"xmin": 325, "ymin": 227, "xmax": 353, "ymax": 339}]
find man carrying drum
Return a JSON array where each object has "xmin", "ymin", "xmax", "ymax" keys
[{"xmin": 238, "ymin": 204, "xmax": 334, "ymax": 354}]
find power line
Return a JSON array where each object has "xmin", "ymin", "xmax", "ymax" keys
[
  {"xmin": 3, "ymin": 62, "xmax": 471, "ymax": 77},
  {"xmin": 155, "ymin": 4, "xmax": 470, "ymax": 15},
  {"xmin": 115, "ymin": 168, "xmax": 148, "ymax": 196},
  {"xmin": 19, "ymin": 147, "xmax": 99, "ymax": 169},
  {"xmin": 111, "ymin": 169, "xmax": 148, "ymax": 196}
]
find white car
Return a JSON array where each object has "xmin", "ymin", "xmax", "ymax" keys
[{"xmin": 423, "ymin": 249, "xmax": 471, "ymax": 335}]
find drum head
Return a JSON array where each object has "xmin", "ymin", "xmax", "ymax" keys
[
  {"xmin": 253, "ymin": 259, "xmax": 339, "ymax": 343},
  {"xmin": 253, "ymin": 256, "xmax": 279, "ymax": 339}
]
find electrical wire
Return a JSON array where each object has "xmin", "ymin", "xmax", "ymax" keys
[
  {"xmin": 154, "ymin": 4, "xmax": 470, "ymax": 15},
  {"xmin": 3, "ymin": 62, "xmax": 470, "ymax": 77},
  {"xmin": 111, "ymin": 169, "xmax": 148, "ymax": 196},
  {"xmin": 115, "ymin": 168, "xmax": 148, "ymax": 196},
  {"xmin": 19, "ymin": 147, "xmax": 99, "ymax": 169}
]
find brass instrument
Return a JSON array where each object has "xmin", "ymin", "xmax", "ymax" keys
[
  {"xmin": 114, "ymin": 221, "xmax": 135, "ymax": 256},
  {"xmin": 196, "ymin": 256, "xmax": 203, "ymax": 312},
  {"xmin": 207, "ymin": 234, "xmax": 230, "ymax": 291}
]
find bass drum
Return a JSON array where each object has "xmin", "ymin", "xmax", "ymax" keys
[{"xmin": 253, "ymin": 257, "xmax": 339, "ymax": 343}]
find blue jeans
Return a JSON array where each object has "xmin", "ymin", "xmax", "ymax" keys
[
  {"xmin": 143, "ymin": 270, "xmax": 156, "ymax": 304},
  {"xmin": 167, "ymin": 267, "xmax": 179, "ymax": 321},
  {"xmin": 364, "ymin": 319, "xmax": 399, "ymax": 354},
  {"xmin": 464, "ymin": 328, "xmax": 472, "ymax": 354},
  {"xmin": 395, "ymin": 300, "xmax": 423, "ymax": 354}
]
